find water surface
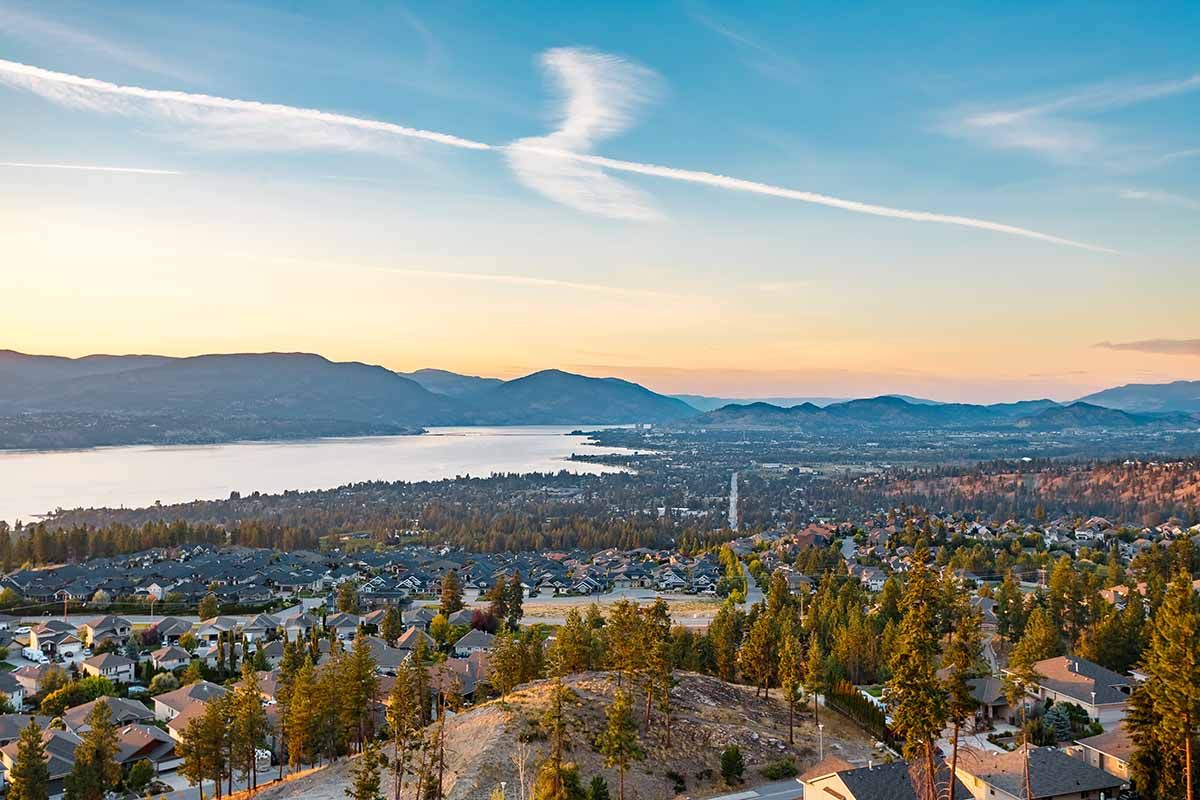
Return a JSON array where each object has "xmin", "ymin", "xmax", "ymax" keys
[{"xmin": 0, "ymin": 426, "xmax": 629, "ymax": 523}]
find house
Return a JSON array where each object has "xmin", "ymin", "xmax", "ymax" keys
[
  {"xmin": 241, "ymin": 614, "xmax": 278, "ymax": 643},
  {"xmin": 64, "ymin": 696, "xmax": 154, "ymax": 734},
  {"xmin": 1006, "ymin": 656, "xmax": 1131, "ymax": 724},
  {"xmin": 1073, "ymin": 722, "xmax": 1132, "ymax": 782},
  {"xmin": 402, "ymin": 606, "xmax": 438, "ymax": 631},
  {"xmin": 0, "ymin": 714, "xmax": 51, "ymax": 746},
  {"xmin": 77, "ymin": 615, "xmax": 132, "ymax": 648},
  {"xmin": 954, "ymin": 745, "xmax": 1122, "ymax": 800},
  {"xmin": 0, "ymin": 727, "xmax": 81, "ymax": 797},
  {"xmin": 150, "ymin": 645, "xmax": 192, "ymax": 672},
  {"xmin": 453, "ymin": 629, "xmax": 495, "ymax": 657},
  {"xmin": 151, "ymin": 617, "xmax": 194, "ymax": 645},
  {"xmin": 28, "ymin": 620, "xmax": 84, "ymax": 661},
  {"xmin": 325, "ymin": 612, "xmax": 361, "ymax": 640},
  {"xmin": 154, "ymin": 680, "xmax": 228, "ymax": 722},
  {"xmin": 116, "ymin": 723, "xmax": 179, "ymax": 772},
  {"xmin": 802, "ymin": 759, "xmax": 971, "ymax": 800},
  {"xmin": 12, "ymin": 664, "xmax": 60, "ymax": 697},
  {"xmin": 80, "ymin": 653, "xmax": 136, "ymax": 682},
  {"xmin": 282, "ymin": 612, "xmax": 320, "ymax": 643},
  {"xmin": 0, "ymin": 673, "xmax": 26, "ymax": 710},
  {"xmin": 967, "ymin": 676, "xmax": 1012, "ymax": 727},
  {"xmin": 195, "ymin": 616, "xmax": 240, "ymax": 646},
  {"xmin": 395, "ymin": 626, "xmax": 436, "ymax": 651}
]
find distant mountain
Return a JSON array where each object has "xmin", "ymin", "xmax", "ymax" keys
[
  {"xmin": 1012, "ymin": 402, "xmax": 1152, "ymax": 430},
  {"xmin": 398, "ymin": 368, "xmax": 503, "ymax": 398},
  {"xmin": 0, "ymin": 351, "xmax": 698, "ymax": 448},
  {"xmin": 672, "ymin": 394, "xmax": 846, "ymax": 411},
  {"xmin": 469, "ymin": 369, "xmax": 698, "ymax": 425},
  {"xmin": 1078, "ymin": 380, "xmax": 1200, "ymax": 414}
]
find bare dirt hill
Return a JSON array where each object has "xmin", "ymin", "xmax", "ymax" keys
[{"xmin": 256, "ymin": 671, "xmax": 879, "ymax": 800}]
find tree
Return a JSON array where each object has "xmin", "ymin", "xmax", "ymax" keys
[
  {"xmin": 1131, "ymin": 571, "xmax": 1200, "ymax": 800},
  {"xmin": 720, "ymin": 745, "xmax": 744, "ymax": 786},
  {"xmin": 232, "ymin": 661, "xmax": 270, "ymax": 791},
  {"xmin": 737, "ymin": 613, "xmax": 777, "ymax": 698},
  {"xmin": 388, "ymin": 659, "xmax": 422, "ymax": 800},
  {"xmin": 180, "ymin": 630, "xmax": 199, "ymax": 653},
  {"xmin": 179, "ymin": 697, "xmax": 228, "ymax": 800},
  {"xmin": 804, "ymin": 637, "xmax": 829, "ymax": 726},
  {"xmin": 381, "ymin": 606, "xmax": 404, "ymax": 646},
  {"xmin": 346, "ymin": 743, "xmax": 386, "ymax": 800},
  {"xmin": 550, "ymin": 609, "xmax": 595, "ymax": 674},
  {"xmin": 342, "ymin": 632, "xmax": 381, "ymax": 752},
  {"xmin": 1010, "ymin": 607, "xmax": 1062, "ymax": 671},
  {"xmin": 884, "ymin": 553, "xmax": 946, "ymax": 800},
  {"xmin": 8, "ymin": 719, "xmax": 50, "ymax": 800},
  {"xmin": 484, "ymin": 581, "xmax": 509, "ymax": 623},
  {"xmin": 287, "ymin": 657, "xmax": 318, "ymax": 771},
  {"xmin": 126, "ymin": 759, "xmax": 155, "ymax": 793},
  {"xmin": 707, "ymin": 600, "xmax": 744, "ymax": 683},
  {"xmin": 505, "ymin": 572, "xmax": 525, "ymax": 631},
  {"xmin": 338, "ymin": 581, "xmax": 362, "ymax": 614},
  {"xmin": 149, "ymin": 673, "xmax": 180, "ymax": 695},
  {"xmin": 198, "ymin": 593, "xmax": 220, "ymax": 620},
  {"xmin": 586, "ymin": 776, "xmax": 610, "ymax": 800},
  {"xmin": 598, "ymin": 689, "xmax": 643, "ymax": 800},
  {"xmin": 64, "ymin": 701, "xmax": 122, "ymax": 800},
  {"xmin": 439, "ymin": 570, "xmax": 464, "ymax": 616},
  {"xmin": 602, "ymin": 601, "xmax": 642, "ymax": 685},
  {"xmin": 943, "ymin": 598, "xmax": 984, "ymax": 788},
  {"xmin": 777, "ymin": 631, "xmax": 804, "ymax": 745}
]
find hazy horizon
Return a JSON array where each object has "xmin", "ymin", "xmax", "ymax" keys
[{"xmin": 2, "ymin": 2, "xmax": 1198, "ymax": 403}]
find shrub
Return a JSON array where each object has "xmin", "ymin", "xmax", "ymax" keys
[
  {"xmin": 720, "ymin": 745, "xmax": 744, "ymax": 786},
  {"xmin": 761, "ymin": 759, "xmax": 798, "ymax": 780},
  {"xmin": 126, "ymin": 759, "xmax": 155, "ymax": 792},
  {"xmin": 665, "ymin": 770, "xmax": 686, "ymax": 793}
]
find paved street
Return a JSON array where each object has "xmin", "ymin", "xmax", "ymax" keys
[{"xmin": 702, "ymin": 778, "xmax": 804, "ymax": 800}]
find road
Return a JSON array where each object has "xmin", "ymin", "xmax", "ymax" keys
[
  {"xmin": 14, "ymin": 598, "xmax": 325, "ymax": 628},
  {"xmin": 701, "ymin": 778, "xmax": 803, "ymax": 800}
]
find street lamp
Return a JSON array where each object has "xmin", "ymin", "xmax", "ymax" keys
[
  {"xmin": 818, "ymin": 722, "xmax": 825, "ymax": 759},
  {"xmin": 500, "ymin": 782, "xmax": 507, "ymax": 800}
]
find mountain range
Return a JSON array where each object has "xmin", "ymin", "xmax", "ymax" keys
[{"xmin": 1, "ymin": 349, "xmax": 1199, "ymax": 449}]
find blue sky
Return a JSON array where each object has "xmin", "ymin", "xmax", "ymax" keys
[{"xmin": 1, "ymin": 1, "xmax": 1197, "ymax": 401}]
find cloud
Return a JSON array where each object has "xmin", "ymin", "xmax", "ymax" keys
[
  {"xmin": 0, "ymin": 54, "xmax": 1115, "ymax": 251},
  {"xmin": 1096, "ymin": 339, "xmax": 1200, "ymax": 357},
  {"xmin": 945, "ymin": 73, "xmax": 1200, "ymax": 162},
  {"xmin": 506, "ymin": 47, "xmax": 661, "ymax": 220},
  {"xmin": 690, "ymin": 10, "xmax": 806, "ymax": 86},
  {"xmin": 0, "ymin": 161, "xmax": 182, "ymax": 175},
  {"xmin": 1118, "ymin": 188, "xmax": 1200, "ymax": 210}
]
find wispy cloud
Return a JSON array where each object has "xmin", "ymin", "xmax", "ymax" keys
[
  {"xmin": 506, "ymin": 47, "xmax": 661, "ymax": 220},
  {"xmin": 257, "ymin": 254, "xmax": 678, "ymax": 299},
  {"xmin": 690, "ymin": 10, "xmax": 805, "ymax": 86},
  {"xmin": 0, "ymin": 54, "xmax": 1115, "ymax": 252},
  {"xmin": 1096, "ymin": 339, "xmax": 1200, "ymax": 357},
  {"xmin": 1118, "ymin": 188, "xmax": 1200, "ymax": 210},
  {"xmin": 0, "ymin": 5, "xmax": 197, "ymax": 82},
  {"xmin": 0, "ymin": 161, "xmax": 182, "ymax": 175},
  {"xmin": 945, "ymin": 73, "xmax": 1200, "ymax": 162}
]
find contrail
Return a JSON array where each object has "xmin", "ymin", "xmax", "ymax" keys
[
  {"xmin": 0, "ymin": 161, "xmax": 182, "ymax": 175},
  {"xmin": 0, "ymin": 56, "xmax": 1114, "ymax": 252}
]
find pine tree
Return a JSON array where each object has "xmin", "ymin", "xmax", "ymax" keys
[
  {"xmin": 64, "ymin": 701, "xmax": 122, "ymax": 800},
  {"xmin": 381, "ymin": 606, "xmax": 404, "ymax": 646},
  {"xmin": 551, "ymin": 608, "xmax": 594, "ymax": 674},
  {"xmin": 232, "ymin": 661, "xmax": 270, "ymax": 790},
  {"xmin": 603, "ymin": 601, "xmax": 642, "ymax": 686},
  {"xmin": 275, "ymin": 639, "xmax": 303, "ymax": 778},
  {"xmin": 505, "ymin": 572, "xmax": 525, "ymax": 631},
  {"xmin": 598, "ymin": 689, "xmax": 643, "ymax": 800},
  {"xmin": 439, "ymin": 570, "xmax": 464, "ymax": 616},
  {"xmin": 345, "ymin": 744, "xmax": 385, "ymax": 800},
  {"xmin": 884, "ymin": 552, "xmax": 946, "ymax": 800},
  {"xmin": 179, "ymin": 693, "xmax": 228, "ymax": 800},
  {"xmin": 804, "ymin": 637, "xmax": 828, "ymax": 726},
  {"xmin": 388, "ymin": 659, "xmax": 422, "ymax": 800},
  {"xmin": 777, "ymin": 630, "xmax": 804, "ymax": 744},
  {"xmin": 737, "ymin": 612, "xmax": 776, "ymax": 698},
  {"xmin": 942, "ymin": 597, "xmax": 983, "ymax": 792},
  {"xmin": 342, "ymin": 632, "xmax": 381, "ymax": 752},
  {"xmin": 8, "ymin": 719, "xmax": 50, "ymax": 800},
  {"xmin": 287, "ymin": 657, "xmax": 318, "ymax": 771},
  {"xmin": 338, "ymin": 581, "xmax": 361, "ymax": 614},
  {"xmin": 586, "ymin": 776, "xmax": 610, "ymax": 800},
  {"xmin": 1134, "ymin": 571, "xmax": 1200, "ymax": 800}
]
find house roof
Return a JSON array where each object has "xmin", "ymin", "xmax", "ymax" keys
[
  {"xmin": 64, "ymin": 696, "xmax": 153, "ymax": 733},
  {"xmin": 822, "ymin": 760, "xmax": 972, "ymax": 800},
  {"xmin": 454, "ymin": 629, "xmax": 495, "ymax": 649},
  {"xmin": 115, "ymin": 723, "xmax": 176, "ymax": 764},
  {"xmin": 1076, "ymin": 721, "xmax": 1133, "ymax": 764},
  {"xmin": 155, "ymin": 680, "xmax": 228, "ymax": 713},
  {"xmin": 798, "ymin": 754, "xmax": 854, "ymax": 784},
  {"xmin": 956, "ymin": 745, "xmax": 1123, "ymax": 798},
  {"xmin": 83, "ymin": 652, "xmax": 135, "ymax": 671},
  {"xmin": 1031, "ymin": 656, "xmax": 1131, "ymax": 706}
]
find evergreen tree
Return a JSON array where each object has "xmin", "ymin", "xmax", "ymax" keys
[
  {"xmin": 342, "ymin": 632, "xmax": 381, "ymax": 752},
  {"xmin": 439, "ymin": 570, "xmax": 464, "ymax": 616},
  {"xmin": 381, "ymin": 606, "xmax": 404, "ymax": 646},
  {"xmin": 232, "ymin": 661, "xmax": 270, "ymax": 791},
  {"xmin": 1132, "ymin": 571, "xmax": 1200, "ymax": 800},
  {"xmin": 345, "ymin": 744, "xmax": 385, "ymax": 800},
  {"xmin": 598, "ymin": 689, "xmax": 643, "ymax": 800},
  {"xmin": 720, "ymin": 745, "xmax": 744, "ymax": 786},
  {"xmin": 707, "ymin": 600, "xmax": 744, "ymax": 683},
  {"xmin": 737, "ymin": 612, "xmax": 776, "ymax": 697},
  {"xmin": 64, "ymin": 702, "xmax": 121, "ymax": 800},
  {"xmin": 884, "ymin": 552, "xmax": 946, "ymax": 800},
  {"xmin": 287, "ymin": 657, "xmax": 318, "ymax": 771},
  {"xmin": 804, "ymin": 637, "xmax": 828, "ymax": 726},
  {"xmin": 7, "ymin": 719, "xmax": 50, "ymax": 800},
  {"xmin": 777, "ymin": 630, "xmax": 804, "ymax": 744},
  {"xmin": 179, "ymin": 695, "xmax": 228, "ymax": 800},
  {"xmin": 943, "ymin": 597, "xmax": 984, "ymax": 789},
  {"xmin": 586, "ymin": 776, "xmax": 610, "ymax": 800},
  {"xmin": 505, "ymin": 572, "xmax": 525, "ymax": 631},
  {"xmin": 338, "ymin": 581, "xmax": 362, "ymax": 614},
  {"xmin": 387, "ymin": 659, "xmax": 422, "ymax": 800}
]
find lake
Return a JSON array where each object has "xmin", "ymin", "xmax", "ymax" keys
[{"xmin": 0, "ymin": 426, "xmax": 631, "ymax": 524}]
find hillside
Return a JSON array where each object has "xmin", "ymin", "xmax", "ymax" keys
[
  {"xmin": 467, "ymin": 369, "xmax": 698, "ymax": 425},
  {"xmin": 1078, "ymin": 380, "xmax": 1200, "ymax": 413},
  {"xmin": 400, "ymin": 368, "xmax": 504, "ymax": 398},
  {"xmin": 1012, "ymin": 402, "xmax": 1150, "ymax": 430},
  {"xmin": 255, "ymin": 672, "xmax": 875, "ymax": 800}
]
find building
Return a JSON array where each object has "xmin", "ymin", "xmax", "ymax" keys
[
  {"xmin": 1005, "ymin": 656, "xmax": 1131, "ymax": 724},
  {"xmin": 1073, "ymin": 722, "xmax": 1133, "ymax": 782},
  {"xmin": 802, "ymin": 759, "xmax": 971, "ymax": 800},
  {"xmin": 0, "ymin": 728, "xmax": 81, "ymax": 797},
  {"xmin": 150, "ymin": 645, "xmax": 192, "ymax": 672},
  {"xmin": 77, "ymin": 615, "xmax": 132, "ymax": 648},
  {"xmin": 453, "ymin": 628, "xmax": 496, "ymax": 657},
  {"xmin": 80, "ymin": 653, "xmax": 136, "ymax": 683},
  {"xmin": 954, "ymin": 745, "xmax": 1123, "ymax": 800},
  {"xmin": 153, "ymin": 680, "xmax": 227, "ymax": 722},
  {"xmin": 63, "ymin": 696, "xmax": 154, "ymax": 734}
]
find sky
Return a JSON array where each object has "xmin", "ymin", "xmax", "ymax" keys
[{"xmin": 1, "ymin": 1, "xmax": 1198, "ymax": 403}]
